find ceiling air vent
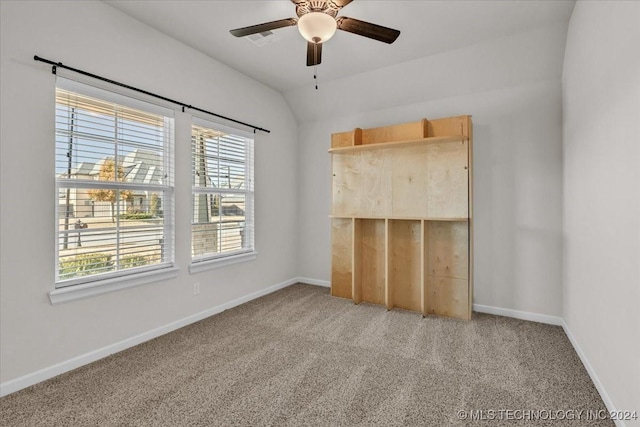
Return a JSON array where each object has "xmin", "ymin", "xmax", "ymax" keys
[{"xmin": 245, "ymin": 30, "xmax": 281, "ymax": 47}]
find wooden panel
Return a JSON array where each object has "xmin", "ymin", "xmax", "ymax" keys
[
  {"xmin": 425, "ymin": 221, "xmax": 468, "ymax": 279},
  {"xmin": 332, "ymin": 149, "xmax": 393, "ymax": 218},
  {"xmin": 359, "ymin": 149, "xmax": 392, "ymax": 217},
  {"xmin": 467, "ymin": 117, "xmax": 474, "ymax": 316},
  {"xmin": 331, "ymin": 131, "xmax": 352, "ymax": 149},
  {"xmin": 425, "ymin": 140, "xmax": 469, "ymax": 218},
  {"xmin": 388, "ymin": 220, "xmax": 422, "ymax": 312},
  {"xmin": 361, "ymin": 119, "xmax": 427, "ymax": 145},
  {"xmin": 391, "ymin": 144, "xmax": 429, "ymax": 217},
  {"xmin": 425, "ymin": 220, "xmax": 470, "ymax": 320},
  {"xmin": 352, "ymin": 219, "xmax": 363, "ymax": 304},
  {"xmin": 421, "ymin": 220, "xmax": 428, "ymax": 316},
  {"xmin": 331, "ymin": 128, "xmax": 362, "ymax": 148},
  {"xmin": 332, "ymin": 153, "xmax": 362, "ymax": 216},
  {"xmin": 330, "ymin": 115, "xmax": 473, "ymax": 320},
  {"xmin": 331, "ymin": 218, "xmax": 353, "ymax": 299},
  {"xmin": 355, "ymin": 219, "xmax": 386, "ymax": 305},
  {"xmin": 425, "ymin": 276, "xmax": 470, "ymax": 320},
  {"xmin": 427, "ymin": 115, "xmax": 470, "ymax": 138}
]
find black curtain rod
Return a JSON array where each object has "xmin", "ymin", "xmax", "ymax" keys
[{"xmin": 33, "ymin": 55, "xmax": 270, "ymax": 134}]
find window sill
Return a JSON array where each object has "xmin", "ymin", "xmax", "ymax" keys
[
  {"xmin": 49, "ymin": 266, "xmax": 180, "ymax": 305},
  {"xmin": 189, "ymin": 251, "xmax": 257, "ymax": 274}
]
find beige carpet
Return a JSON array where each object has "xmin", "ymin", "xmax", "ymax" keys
[{"xmin": 0, "ymin": 284, "xmax": 612, "ymax": 426}]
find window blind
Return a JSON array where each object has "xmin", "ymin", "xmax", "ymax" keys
[
  {"xmin": 191, "ymin": 120, "xmax": 254, "ymax": 261},
  {"xmin": 55, "ymin": 79, "xmax": 174, "ymax": 287}
]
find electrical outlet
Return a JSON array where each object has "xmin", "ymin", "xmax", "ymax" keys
[{"xmin": 193, "ymin": 282, "xmax": 200, "ymax": 295}]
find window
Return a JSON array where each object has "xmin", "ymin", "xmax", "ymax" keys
[
  {"xmin": 55, "ymin": 79, "xmax": 174, "ymax": 288},
  {"xmin": 191, "ymin": 118, "xmax": 255, "ymax": 268}
]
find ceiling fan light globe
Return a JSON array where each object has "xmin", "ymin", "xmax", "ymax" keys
[{"xmin": 297, "ymin": 12, "xmax": 337, "ymax": 43}]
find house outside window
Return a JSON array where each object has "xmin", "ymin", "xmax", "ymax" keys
[
  {"xmin": 191, "ymin": 118, "xmax": 255, "ymax": 269},
  {"xmin": 55, "ymin": 78, "xmax": 174, "ymax": 287}
]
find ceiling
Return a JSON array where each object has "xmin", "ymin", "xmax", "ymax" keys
[{"xmin": 104, "ymin": 1, "xmax": 575, "ymax": 93}]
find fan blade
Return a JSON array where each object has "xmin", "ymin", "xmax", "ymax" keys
[
  {"xmin": 307, "ymin": 41, "xmax": 322, "ymax": 66},
  {"xmin": 336, "ymin": 16, "xmax": 400, "ymax": 44},
  {"xmin": 229, "ymin": 18, "xmax": 297, "ymax": 37}
]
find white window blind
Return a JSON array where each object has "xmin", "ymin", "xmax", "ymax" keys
[
  {"xmin": 191, "ymin": 119, "xmax": 254, "ymax": 263},
  {"xmin": 55, "ymin": 78, "xmax": 174, "ymax": 287}
]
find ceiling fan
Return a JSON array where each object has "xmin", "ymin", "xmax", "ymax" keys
[{"xmin": 229, "ymin": 0, "xmax": 401, "ymax": 67}]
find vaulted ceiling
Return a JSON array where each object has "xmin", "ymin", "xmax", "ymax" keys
[{"xmin": 104, "ymin": 1, "xmax": 575, "ymax": 93}]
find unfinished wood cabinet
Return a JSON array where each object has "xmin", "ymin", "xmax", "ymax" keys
[{"xmin": 330, "ymin": 116, "xmax": 473, "ymax": 320}]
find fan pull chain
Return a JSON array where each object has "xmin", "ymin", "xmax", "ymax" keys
[{"xmin": 314, "ymin": 65, "xmax": 319, "ymax": 90}]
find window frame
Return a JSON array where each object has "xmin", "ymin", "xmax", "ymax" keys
[
  {"xmin": 51, "ymin": 78, "xmax": 177, "ymax": 302},
  {"xmin": 189, "ymin": 117, "xmax": 256, "ymax": 273}
]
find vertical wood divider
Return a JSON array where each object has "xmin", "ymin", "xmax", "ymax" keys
[
  {"xmin": 421, "ymin": 118, "xmax": 429, "ymax": 138},
  {"xmin": 353, "ymin": 128, "xmax": 363, "ymax": 146},
  {"xmin": 467, "ymin": 116, "xmax": 474, "ymax": 319},
  {"xmin": 421, "ymin": 220, "xmax": 427, "ymax": 317},
  {"xmin": 384, "ymin": 218, "xmax": 392, "ymax": 310},
  {"xmin": 352, "ymin": 218, "xmax": 362, "ymax": 304}
]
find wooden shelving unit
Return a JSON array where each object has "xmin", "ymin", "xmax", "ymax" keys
[
  {"xmin": 328, "ymin": 135, "xmax": 464, "ymax": 154},
  {"xmin": 329, "ymin": 115, "xmax": 473, "ymax": 320}
]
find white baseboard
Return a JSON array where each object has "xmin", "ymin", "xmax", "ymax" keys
[
  {"xmin": 474, "ymin": 304, "xmax": 623, "ymax": 425},
  {"xmin": 0, "ymin": 277, "xmax": 298, "ymax": 397},
  {"xmin": 292, "ymin": 280, "xmax": 566, "ymax": 326},
  {"xmin": 292, "ymin": 280, "xmax": 565, "ymax": 326},
  {"xmin": 561, "ymin": 320, "xmax": 625, "ymax": 427},
  {"xmin": 473, "ymin": 303, "xmax": 563, "ymax": 326},
  {"xmin": 1, "ymin": 279, "xmax": 623, "ymax": 427},
  {"xmin": 295, "ymin": 277, "xmax": 330, "ymax": 287}
]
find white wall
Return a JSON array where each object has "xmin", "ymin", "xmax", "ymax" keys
[
  {"xmin": 0, "ymin": 1, "xmax": 298, "ymax": 385},
  {"xmin": 563, "ymin": 1, "xmax": 640, "ymax": 423},
  {"xmin": 290, "ymin": 23, "xmax": 568, "ymax": 317},
  {"xmin": 7, "ymin": 3, "xmax": 637, "ymax": 418}
]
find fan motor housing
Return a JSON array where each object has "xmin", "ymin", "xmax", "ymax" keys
[{"xmin": 296, "ymin": 1, "xmax": 340, "ymax": 18}]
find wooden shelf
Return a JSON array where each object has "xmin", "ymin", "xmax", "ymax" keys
[
  {"xmin": 329, "ymin": 215, "xmax": 469, "ymax": 222},
  {"xmin": 328, "ymin": 135, "xmax": 465, "ymax": 154},
  {"xmin": 329, "ymin": 116, "xmax": 473, "ymax": 320}
]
